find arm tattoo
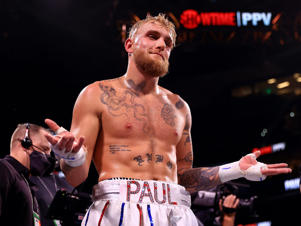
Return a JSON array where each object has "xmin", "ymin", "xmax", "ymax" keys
[
  {"xmin": 133, "ymin": 155, "xmax": 145, "ymax": 166},
  {"xmin": 178, "ymin": 167, "xmax": 221, "ymax": 193},
  {"xmin": 184, "ymin": 114, "xmax": 190, "ymax": 131},
  {"xmin": 167, "ymin": 161, "xmax": 173, "ymax": 169},
  {"xmin": 161, "ymin": 103, "xmax": 176, "ymax": 127},
  {"xmin": 183, "ymin": 132, "xmax": 191, "ymax": 146},
  {"xmin": 178, "ymin": 151, "xmax": 193, "ymax": 163},
  {"xmin": 109, "ymin": 145, "xmax": 130, "ymax": 154},
  {"xmin": 175, "ymin": 100, "xmax": 184, "ymax": 109}
]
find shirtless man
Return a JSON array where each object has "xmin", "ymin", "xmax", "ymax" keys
[{"xmin": 45, "ymin": 14, "xmax": 291, "ymax": 226}]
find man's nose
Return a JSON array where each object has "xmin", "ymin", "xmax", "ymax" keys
[{"xmin": 155, "ymin": 38, "xmax": 166, "ymax": 50}]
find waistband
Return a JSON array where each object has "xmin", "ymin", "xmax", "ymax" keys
[{"xmin": 92, "ymin": 179, "xmax": 191, "ymax": 207}]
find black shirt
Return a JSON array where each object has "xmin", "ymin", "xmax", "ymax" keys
[
  {"xmin": 30, "ymin": 173, "xmax": 74, "ymax": 226},
  {"xmin": 0, "ymin": 155, "xmax": 37, "ymax": 226}
]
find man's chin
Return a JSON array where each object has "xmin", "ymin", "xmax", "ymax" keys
[{"xmin": 134, "ymin": 52, "xmax": 169, "ymax": 77}]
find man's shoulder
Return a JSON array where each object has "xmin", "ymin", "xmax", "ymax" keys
[
  {"xmin": 79, "ymin": 77, "xmax": 119, "ymax": 95},
  {"xmin": 0, "ymin": 159, "xmax": 16, "ymax": 183},
  {"xmin": 159, "ymin": 86, "xmax": 190, "ymax": 109},
  {"xmin": 0, "ymin": 158, "xmax": 11, "ymax": 170},
  {"xmin": 84, "ymin": 77, "xmax": 121, "ymax": 91}
]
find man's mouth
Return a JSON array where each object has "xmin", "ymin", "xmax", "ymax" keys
[{"xmin": 151, "ymin": 52, "xmax": 164, "ymax": 61}]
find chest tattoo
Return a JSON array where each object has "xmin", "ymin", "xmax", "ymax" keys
[
  {"xmin": 99, "ymin": 83, "xmax": 154, "ymax": 134},
  {"xmin": 161, "ymin": 103, "xmax": 176, "ymax": 127}
]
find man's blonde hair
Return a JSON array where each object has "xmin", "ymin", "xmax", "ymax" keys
[{"xmin": 128, "ymin": 13, "xmax": 177, "ymax": 47}]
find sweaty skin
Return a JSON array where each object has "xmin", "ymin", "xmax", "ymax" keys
[
  {"xmin": 45, "ymin": 20, "xmax": 291, "ymax": 193},
  {"xmin": 72, "ymin": 76, "xmax": 192, "ymax": 184},
  {"xmin": 55, "ymin": 21, "xmax": 201, "ymax": 189}
]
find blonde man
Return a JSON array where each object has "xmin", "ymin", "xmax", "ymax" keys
[{"xmin": 45, "ymin": 14, "xmax": 291, "ymax": 226}]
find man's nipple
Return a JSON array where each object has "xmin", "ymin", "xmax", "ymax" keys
[{"xmin": 126, "ymin": 123, "xmax": 132, "ymax": 129}]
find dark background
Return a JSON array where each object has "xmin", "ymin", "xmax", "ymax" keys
[{"xmin": 1, "ymin": 0, "xmax": 301, "ymax": 225}]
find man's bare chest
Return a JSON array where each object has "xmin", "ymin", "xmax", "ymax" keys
[{"xmin": 99, "ymin": 85, "xmax": 184, "ymax": 142}]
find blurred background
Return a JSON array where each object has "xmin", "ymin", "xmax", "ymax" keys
[{"xmin": 1, "ymin": 0, "xmax": 301, "ymax": 225}]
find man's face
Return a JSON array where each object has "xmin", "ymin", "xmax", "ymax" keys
[
  {"xmin": 31, "ymin": 130, "xmax": 52, "ymax": 155},
  {"xmin": 131, "ymin": 22, "xmax": 173, "ymax": 77}
]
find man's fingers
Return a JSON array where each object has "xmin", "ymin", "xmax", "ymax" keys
[
  {"xmin": 45, "ymin": 118, "xmax": 60, "ymax": 131},
  {"xmin": 72, "ymin": 136, "xmax": 85, "ymax": 152},
  {"xmin": 266, "ymin": 163, "xmax": 288, "ymax": 168},
  {"xmin": 65, "ymin": 137, "xmax": 75, "ymax": 151},
  {"xmin": 261, "ymin": 167, "xmax": 292, "ymax": 175},
  {"xmin": 253, "ymin": 150, "xmax": 261, "ymax": 159},
  {"xmin": 261, "ymin": 162, "xmax": 292, "ymax": 175},
  {"xmin": 234, "ymin": 198, "xmax": 239, "ymax": 208},
  {"xmin": 45, "ymin": 133, "xmax": 58, "ymax": 145},
  {"xmin": 57, "ymin": 136, "xmax": 69, "ymax": 150}
]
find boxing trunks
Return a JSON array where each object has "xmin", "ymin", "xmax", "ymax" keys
[{"xmin": 81, "ymin": 178, "xmax": 201, "ymax": 226}]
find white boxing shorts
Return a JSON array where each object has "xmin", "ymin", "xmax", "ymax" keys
[{"xmin": 81, "ymin": 178, "xmax": 202, "ymax": 226}]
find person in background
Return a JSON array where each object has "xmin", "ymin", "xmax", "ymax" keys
[
  {"xmin": 30, "ymin": 152, "xmax": 74, "ymax": 226},
  {"xmin": 0, "ymin": 123, "xmax": 54, "ymax": 226},
  {"xmin": 218, "ymin": 194, "xmax": 239, "ymax": 226},
  {"xmin": 191, "ymin": 185, "xmax": 239, "ymax": 226}
]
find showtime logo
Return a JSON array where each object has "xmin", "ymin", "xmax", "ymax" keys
[{"xmin": 180, "ymin": 9, "xmax": 272, "ymax": 29}]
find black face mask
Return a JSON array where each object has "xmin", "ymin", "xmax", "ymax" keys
[{"xmin": 30, "ymin": 150, "xmax": 56, "ymax": 176}]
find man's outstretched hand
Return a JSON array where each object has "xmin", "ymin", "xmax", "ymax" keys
[
  {"xmin": 44, "ymin": 118, "xmax": 86, "ymax": 167},
  {"xmin": 239, "ymin": 151, "xmax": 292, "ymax": 177},
  {"xmin": 44, "ymin": 118, "xmax": 84, "ymax": 154}
]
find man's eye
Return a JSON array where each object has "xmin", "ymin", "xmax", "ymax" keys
[{"xmin": 149, "ymin": 34, "xmax": 157, "ymax": 39}]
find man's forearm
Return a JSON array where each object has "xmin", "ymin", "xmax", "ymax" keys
[
  {"xmin": 178, "ymin": 166, "xmax": 222, "ymax": 193},
  {"xmin": 60, "ymin": 159, "xmax": 87, "ymax": 187}
]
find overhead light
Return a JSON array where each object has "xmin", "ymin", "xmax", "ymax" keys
[
  {"xmin": 277, "ymin": 81, "xmax": 290, "ymax": 89},
  {"xmin": 296, "ymin": 77, "xmax": 301, "ymax": 82},
  {"xmin": 267, "ymin": 78, "xmax": 276, "ymax": 84}
]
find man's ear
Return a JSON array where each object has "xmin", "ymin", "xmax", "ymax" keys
[{"xmin": 124, "ymin": 38, "xmax": 134, "ymax": 54}]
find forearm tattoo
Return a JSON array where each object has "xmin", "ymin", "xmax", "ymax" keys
[{"xmin": 178, "ymin": 167, "xmax": 221, "ymax": 193}]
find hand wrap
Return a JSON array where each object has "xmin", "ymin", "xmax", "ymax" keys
[
  {"xmin": 218, "ymin": 153, "xmax": 267, "ymax": 182},
  {"xmin": 51, "ymin": 143, "xmax": 86, "ymax": 167},
  {"xmin": 55, "ymin": 126, "xmax": 67, "ymax": 134},
  {"xmin": 51, "ymin": 126, "xmax": 86, "ymax": 167}
]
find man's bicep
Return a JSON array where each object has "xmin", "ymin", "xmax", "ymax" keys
[
  {"xmin": 71, "ymin": 85, "xmax": 101, "ymax": 161},
  {"xmin": 176, "ymin": 126, "xmax": 193, "ymax": 178},
  {"xmin": 176, "ymin": 109, "xmax": 193, "ymax": 173}
]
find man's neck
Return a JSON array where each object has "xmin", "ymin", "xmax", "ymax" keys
[
  {"xmin": 123, "ymin": 72, "xmax": 160, "ymax": 95},
  {"xmin": 10, "ymin": 149, "xmax": 30, "ymax": 170}
]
